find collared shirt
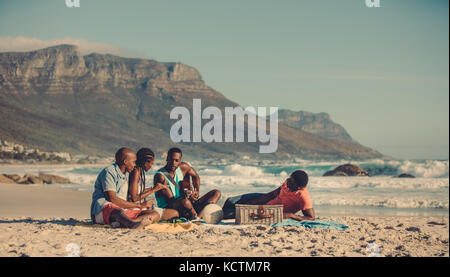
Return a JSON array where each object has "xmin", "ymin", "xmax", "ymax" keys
[
  {"xmin": 90, "ymin": 163, "xmax": 129, "ymax": 220},
  {"xmin": 266, "ymin": 179, "xmax": 313, "ymax": 213}
]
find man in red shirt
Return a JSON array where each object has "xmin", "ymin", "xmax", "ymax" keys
[{"xmin": 224, "ymin": 170, "xmax": 315, "ymax": 221}]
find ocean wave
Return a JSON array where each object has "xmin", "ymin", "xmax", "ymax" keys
[
  {"xmin": 255, "ymin": 159, "xmax": 450, "ymax": 178},
  {"xmin": 310, "ymin": 177, "xmax": 449, "ymax": 191},
  {"xmin": 222, "ymin": 164, "xmax": 266, "ymax": 177},
  {"xmin": 3, "ymin": 161, "xmax": 447, "ymax": 211},
  {"xmin": 197, "ymin": 168, "xmax": 223, "ymax": 176},
  {"xmin": 288, "ymin": 159, "xmax": 449, "ymax": 178},
  {"xmin": 396, "ymin": 160, "xmax": 449, "ymax": 178},
  {"xmin": 51, "ymin": 162, "xmax": 450, "ymax": 192},
  {"xmin": 311, "ymin": 196, "xmax": 449, "ymax": 209},
  {"xmin": 63, "ymin": 173, "xmax": 97, "ymax": 186},
  {"xmin": 355, "ymin": 159, "xmax": 448, "ymax": 178}
]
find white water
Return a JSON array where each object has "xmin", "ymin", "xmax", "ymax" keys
[{"xmin": 1, "ymin": 159, "xmax": 448, "ymax": 216}]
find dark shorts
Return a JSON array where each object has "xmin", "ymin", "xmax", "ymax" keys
[{"xmin": 222, "ymin": 193, "xmax": 265, "ymax": 219}]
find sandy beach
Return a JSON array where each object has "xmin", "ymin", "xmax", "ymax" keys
[{"xmin": 0, "ymin": 182, "xmax": 448, "ymax": 257}]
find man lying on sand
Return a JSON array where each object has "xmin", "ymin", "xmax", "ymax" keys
[
  {"xmin": 223, "ymin": 170, "xmax": 315, "ymax": 222},
  {"xmin": 154, "ymin": 147, "xmax": 221, "ymax": 220},
  {"xmin": 90, "ymin": 147, "xmax": 161, "ymax": 229},
  {"xmin": 128, "ymin": 147, "xmax": 179, "ymax": 220}
]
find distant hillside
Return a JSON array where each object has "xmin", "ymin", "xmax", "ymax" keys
[
  {"xmin": 278, "ymin": 110, "xmax": 357, "ymax": 144},
  {"xmin": 0, "ymin": 45, "xmax": 383, "ymax": 160}
]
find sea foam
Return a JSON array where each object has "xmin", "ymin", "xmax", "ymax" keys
[{"xmin": 1, "ymin": 160, "xmax": 448, "ymax": 210}]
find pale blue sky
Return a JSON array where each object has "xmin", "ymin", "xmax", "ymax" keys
[{"xmin": 0, "ymin": 0, "xmax": 448, "ymax": 159}]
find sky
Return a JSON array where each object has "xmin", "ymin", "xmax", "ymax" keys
[{"xmin": 0, "ymin": 0, "xmax": 448, "ymax": 160}]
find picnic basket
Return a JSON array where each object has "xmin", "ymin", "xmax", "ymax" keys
[{"xmin": 235, "ymin": 204, "xmax": 283, "ymax": 225}]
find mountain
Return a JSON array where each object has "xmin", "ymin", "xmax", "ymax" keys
[
  {"xmin": 0, "ymin": 45, "xmax": 383, "ymax": 160},
  {"xmin": 278, "ymin": 110, "xmax": 357, "ymax": 144}
]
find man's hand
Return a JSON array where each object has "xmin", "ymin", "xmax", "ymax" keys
[
  {"xmin": 189, "ymin": 189, "xmax": 199, "ymax": 201},
  {"xmin": 283, "ymin": 208, "xmax": 315, "ymax": 222},
  {"xmin": 140, "ymin": 200, "xmax": 155, "ymax": 210}
]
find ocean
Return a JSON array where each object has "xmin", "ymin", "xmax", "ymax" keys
[{"xmin": 1, "ymin": 159, "xmax": 448, "ymax": 217}]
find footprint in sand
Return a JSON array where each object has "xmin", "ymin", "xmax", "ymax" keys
[
  {"xmin": 405, "ymin": 227, "xmax": 420, "ymax": 232},
  {"xmin": 427, "ymin": 221, "xmax": 446, "ymax": 226},
  {"xmin": 249, "ymin": 242, "xmax": 259, "ymax": 248}
]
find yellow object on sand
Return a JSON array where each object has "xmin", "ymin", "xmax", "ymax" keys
[
  {"xmin": 144, "ymin": 222, "xmax": 196, "ymax": 233},
  {"xmin": 75, "ymin": 221, "xmax": 200, "ymax": 232}
]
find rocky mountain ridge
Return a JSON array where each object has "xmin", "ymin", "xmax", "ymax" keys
[
  {"xmin": 278, "ymin": 110, "xmax": 357, "ymax": 144},
  {"xmin": 0, "ymin": 45, "xmax": 383, "ymax": 160}
]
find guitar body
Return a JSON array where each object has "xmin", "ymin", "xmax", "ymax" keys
[{"xmin": 180, "ymin": 179, "xmax": 191, "ymax": 191}]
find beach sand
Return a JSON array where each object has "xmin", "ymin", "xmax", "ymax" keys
[{"xmin": 0, "ymin": 182, "xmax": 448, "ymax": 257}]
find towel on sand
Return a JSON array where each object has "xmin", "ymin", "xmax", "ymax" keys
[
  {"xmin": 271, "ymin": 219, "xmax": 349, "ymax": 230},
  {"xmin": 77, "ymin": 221, "xmax": 197, "ymax": 232},
  {"xmin": 158, "ymin": 217, "xmax": 189, "ymax": 224},
  {"xmin": 193, "ymin": 219, "xmax": 251, "ymax": 229}
]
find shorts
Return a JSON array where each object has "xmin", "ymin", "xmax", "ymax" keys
[
  {"xmin": 95, "ymin": 203, "xmax": 164, "ymax": 225},
  {"xmin": 222, "ymin": 193, "xmax": 265, "ymax": 219}
]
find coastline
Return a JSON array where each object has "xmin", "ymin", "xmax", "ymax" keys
[
  {"xmin": 0, "ymin": 163, "xmax": 109, "ymax": 169},
  {"xmin": 0, "ymin": 182, "xmax": 448, "ymax": 257}
]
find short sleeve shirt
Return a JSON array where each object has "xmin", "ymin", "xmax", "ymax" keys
[
  {"xmin": 90, "ymin": 163, "xmax": 129, "ymax": 220},
  {"xmin": 266, "ymin": 180, "xmax": 313, "ymax": 213}
]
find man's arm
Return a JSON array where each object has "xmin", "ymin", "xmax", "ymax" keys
[
  {"xmin": 104, "ymin": 190, "xmax": 151, "ymax": 209},
  {"xmin": 153, "ymin": 173, "xmax": 175, "ymax": 204},
  {"xmin": 181, "ymin": 162, "xmax": 200, "ymax": 200},
  {"xmin": 284, "ymin": 208, "xmax": 315, "ymax": 221},
  {"xmin": 129, "ymin": 169, "xmax": 167, "ymax": 202},
  {"xmin": 241, "ymin": 187, "xmax": 281, "ymax": 205},
  {"xmin": 102, "ymin": 170, "xmax": 151, "ymax": 209}
]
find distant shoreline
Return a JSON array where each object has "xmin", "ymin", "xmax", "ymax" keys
[{"xmin": 0, "ymin": 163, "xmax": 110, "ymax": 168}]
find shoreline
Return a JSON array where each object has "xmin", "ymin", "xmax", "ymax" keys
[
  {"xmin": 0, "ymin": 163, "xmax": 110, "ymax": 169},
  {"xmin": 1, "ymin": 182, "xmax": 448, "ymax": 218}
]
